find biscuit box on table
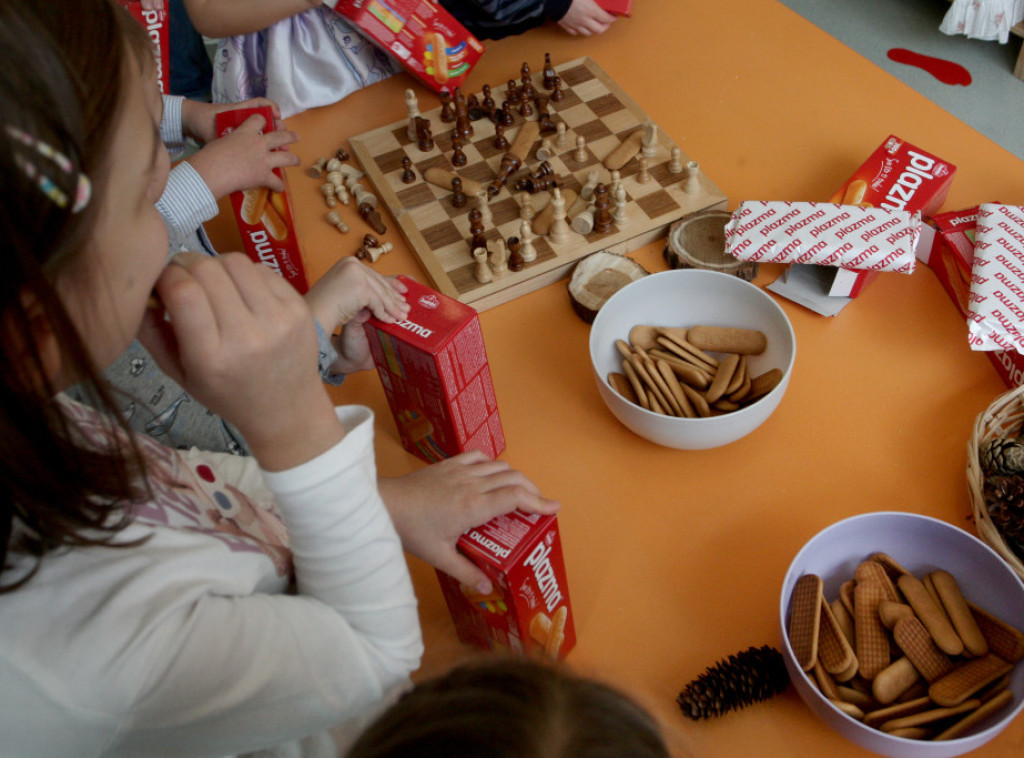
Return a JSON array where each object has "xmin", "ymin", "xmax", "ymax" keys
[
  {"xmin": 322, "ymin": 0, "xmax": 483, "ymax": 93},
  {"xmin": 363, "ymin": 276, "xmax": 505, "ymax": 463},
  {"xmin": 436, "ymin": 510, "xmax": 576, "ymax": 659},
  {"xmin": 924, "ymin": 205, "xmax": 1024, "ymax": 388},
  {"xmin": 215, "ymin": 106, "xmax": 310, "ymax": 294}
]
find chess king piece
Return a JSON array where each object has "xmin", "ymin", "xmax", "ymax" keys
[
  {"xmin": 684, "ymin": 161, "xmax": 701, "ymax": 194},
  {"xmin": 405, "ymin": 89, "xmax": 421, "ymax": 140},
  {"xmin": 518, "ymin": 218, "xmax": 537, "ymax": 262},
  {"xmin": 472, "ymin": 246, "xmax": 493, "ymax": 283}
]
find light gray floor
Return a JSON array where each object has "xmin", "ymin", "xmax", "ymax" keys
[{"xmin": 777, "ymin": 0, "xmax": 1024, "ymax": 160}]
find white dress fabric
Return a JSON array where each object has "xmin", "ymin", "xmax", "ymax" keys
[
  {"xmin": 940, "ymin": 0, "xmax": 1024, "ymax": 44},
  {"xmin": 212, "ymin": 6, "xmax": 399, "ymax": 118}
]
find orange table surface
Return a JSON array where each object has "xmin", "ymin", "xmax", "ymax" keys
[{"xmin": 203, "ymin": 1, "xmax": 1024, "ymax": 755}]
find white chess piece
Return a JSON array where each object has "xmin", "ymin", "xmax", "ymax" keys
[
  {"xmin": 473, "ymin": 246, "xmax": 493, "ymax": 283},
  {"xmin": 668, "ymin": 146, "xmax": 683, "ymax": 174},
  {"xmin": 405, "ymin": 89, "xmax": 420, "ymax": 141},
  {"xmin": 556, "ymin": 121, "xmax": 568, "ymax": 149},
  {"xmin": 574, "ymin": 135, "xmax": 587, "ymax": 162},
  {"xmin": 641, "ymin": 120, "xmax": 658, "ymax": 159},
  {"xmin": 488, "ymin": 237, "xmax": 509, "ymax": 275},
  {"xmin": 519, "ymin": 191, "xmax": 535, "ymax": 222},
  {"xmin": 475, "ymin": 190, "xmax": 492, "ymax": 227},
  {"xmin": 519, "ymin": 219, "xmax": 537, "ymax": 262},
  {"xmin": 548, "ymin": 187, "xmax": 571, "ymax": 245},
  {"xmin": 684, "ymin": 161, "xmax": 701, "ymax": 194},
  {"xmin": 610, "ymin": 169, "xmax": 622, "ymax": 196},
  {"xmin": 580, "ymin": 169, "xmax": 600, "ymax": 201},
  {"xmin": 536, "ymin": 138, "xmax": 555, "ymax": 162},
  {"xmin": 613, "ymin": 184, "xmax": 628, "ymax": 226},
  {"xmin": 571, "ymin": 204, "xmax": 597, "ymax": 234}
]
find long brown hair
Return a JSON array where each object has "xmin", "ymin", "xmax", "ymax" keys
[
  {"xmin": 0, "ymin": 0, "xmax": 153, "ymax": 591},
  {"xmin": 346, "ymin": 656, "xmax": 672, "ymax": 758}
]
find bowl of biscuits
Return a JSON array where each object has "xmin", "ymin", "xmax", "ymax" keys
[
  {"xmin": 779, "ymin": 512, "xmax": 1024, "ymax": 758},
  {"xmin": 588, "ymin": 268, "xmax": 795, "ymax": 449}
]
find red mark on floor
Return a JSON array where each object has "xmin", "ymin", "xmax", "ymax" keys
[{"xmin": 887, "ymin": 48, "xmax": 972, "ymax": 86}]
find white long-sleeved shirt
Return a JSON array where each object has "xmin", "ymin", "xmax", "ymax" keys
[{"xmin": 0, "ymin": 398, "xmax": 423, "ymax": 757}]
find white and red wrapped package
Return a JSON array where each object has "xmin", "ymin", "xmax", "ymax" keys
[
  {"xmin": 724, "ymin": 201, "xmax": 920, "ymax": 273},
  {"xmin": 966, "ymin": 204, "xmax": 1024, "ymax": 354}
]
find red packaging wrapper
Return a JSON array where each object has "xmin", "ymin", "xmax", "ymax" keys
[
  {"xmin": 595, "ymin": 0, "xmax": 632, "ymax": 16},
  {"xmin": 926, "ymin": 205, "xmax": 1024, "ymax": 387},
  {"xmin": 215, "ymin": 107, "xmax": 309, "ymax": 293},
  {"xmin": 363, "ymin": 276, "xmax": 505, "ymax": 463},
  {"xmin": 118, "ymin": 0, "xmax": 169, "ymax": 93},
  {"xmin": 436, "ymin": 510, "xmax": 575, "ymax": 658},
  {"xmin": 725, "ymin": 201, "xmax": 919, "ymax": 273},
  {"xmin": 967, "ymin": 204, "xmax": 1024, "ymax": 355},
  {"xmin": 324, "ymin": 0, "xmax": 483, "ymax": 93}
]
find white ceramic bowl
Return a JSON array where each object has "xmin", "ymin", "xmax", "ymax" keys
[
  {"xmin": 779, "ymin": 512, "xmax": 1024, "ymax": 758},
  {"xmin": 588, "ymin": 269, "xmax": 796, "ymax": 449}
]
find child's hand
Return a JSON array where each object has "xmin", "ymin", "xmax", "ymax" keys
[
  {"xmin": 304, "ymin": 257, "xmax": 411, "ymax": 374},
  {"xmin": 138, "ymin": 252, "xmax": 343, "ymax": 470},
  {"xmin": 378, "ymin": 452, "xmax": 560, "ymax": 594},
  {"xmin": 558, "ymin": 0, "xmax": 617, "ymax": 35},
  {"xmin": 180, "ymin": 98, "xmax": 285, "ymax": 145},
  {"xmin": 185, "ymin": 112, "xmax": 300, "ymax": 200}
]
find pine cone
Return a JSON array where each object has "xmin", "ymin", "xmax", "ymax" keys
[
  {"xmin": 983, "ymin": 474, "xmax": 1024, "ymax": 558},
  {"xmin": 676, "ymin": 645, "xmax": 789, "ymax": 720},
  {"xmin": 980, "ymin": 437, "xmax": 1024, "ymax": 477}
]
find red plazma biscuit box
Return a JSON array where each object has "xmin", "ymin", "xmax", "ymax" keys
[
  {"xmin": 118, "ymin": 0, "xmax": 169, "ymax": 93},
  {"xmin": 437, "ymin": 510, "xmax": 576, "ymax": 659},
  {"xmin": 363, "ymin": 276, "xmax": 505, "ymax": 462}
]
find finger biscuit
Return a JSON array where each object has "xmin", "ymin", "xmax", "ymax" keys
[
  {"xmin": 529, "ymin": 611, "xmax": 552, "ymax": 646},
  {"xmin": 931, "ymin": 570, "xmax": 988, "ymax": 657},
  {"xmin": 648, "ymin": 349, "xmax": 711, "ymax": 388},
  {"xmin": 686, "ymin": 325, "xmax": 767, "ymax": 355},
  {"xmin": 839, "ymin": 580, "xmax": 856, "ymax": 617},
  {"xmin": 813, "ymin": 660, "xmax": 840, "ymax": 700},
  {"xmin": 968, "ymin": 602, "xmax": 1024, "ymax": 662},
  {"xmin": 886, "ymin": 726, "xmax": 931, "ymax": 740},
  {"xmin": 837, "ymin": 685, "xmax": 876, "ymax": 710},
  {"xmin": 655, "ymin": 331, "xmax": 719, "ymax": 368},
  {"xmin": 819, "ymin": 596, "xmax": 857, "ymax": 676},
  {"xmin": 724, "ymin": 356, "xmax": 747, "ymax": 396},
  {"xmin": 789, "ymin": 574, "xmax": 823, "ymax": 671},
  {"xmin": 878, "ymin": 698, "xmax": 981, "ymax": 732},
  {"xmin": 608, "ymin": 372, "xmax": 639, "ymax": 405},
  {"xmin": 628, "ymin": 324, "xmax": 661, "ymax": 351},
  {"xmin": 897, "ymin": 574, "xmax": 964, "ymax": 656},
  {"xmin": 892, "ymin": 616, "xmax": 955, "ymax": 683},
  {"xmin": 679, "ymin": 382, "xmax": 711, "ymax": 417},
  {"xmin": 854, "ymin": 581, "xmax": 890, "ymax": 680},
  {"xmin": 742, "ymin": 369, "xmax": 783, "ymax": 405},
  {"xmin": 863, "ymin": 695, "xmax": 932, "ymax": 728},
  {"xmin": 928, "ymin": 653, "xmax": 1014, "ymax": 707},
  {"xmin": 878, "ymin": 600, "xmax": 915, "ymax": 631},
  {"xmin": 842, "ymin": 179, "xmax": 868, "ymax": 205},
  {"xmin": 854, "ymin": 560, "xmax": 900, "ymax": 602},
  {"xmin": 933, "ymin": 688, "xmax": 1014, "ymax": 741},
  {"xmin": 620, "ymin": 359, "xmax": 650, "ymax": 410},
  {"xmin": 544, "ymin": 605, "xmax": 568, "ymax": 659},
  {"xmin": 241, "ymin": 186, "xmax": 269, "ymax": 225},
  {"xmin": 705, "ymin": 353, "xmax": 739, "ymax": 403},
  {"xmin": 262, "ymin": 199, "xmax": 289, "ymax": 240},
  {"xmin": 830, "ymin": 598, "xmax": 856, "ymax": 649},
  {"xmin": 657, "ymin": 360, "xmax": 696, "ymax": 417},
  {"xmin": 871, "ymin": 656, "xmax": 920, "ymax": 705},
  {"xmin": 869, "ymin": 552, "xmax": 912, "ymax": 581},
  {"xmin": 829, "ymin": 699, "xmax": 864, "ymax": 720}
]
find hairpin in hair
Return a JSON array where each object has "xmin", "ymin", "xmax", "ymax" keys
[{"xmin": 5, "ymin": 125, "xmax": 91, "ymax": 213}]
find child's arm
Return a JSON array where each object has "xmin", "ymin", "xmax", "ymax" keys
[
  {"xmin": 557, "ymin": 0, "xmax": 617, "ymax": 35},
  {"xmin": 184, "ymin": 0, "xmax": 322, "ymax": 38}
]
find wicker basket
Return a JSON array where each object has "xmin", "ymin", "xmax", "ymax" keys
[{"xmin": 967, "ymin": 383, "xmax": 1024, "ymax": 580}]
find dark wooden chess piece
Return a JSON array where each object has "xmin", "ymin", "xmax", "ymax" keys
[
  {"xmin": 518, "ymin": 98, "xmax": 534, "ymax": 118},
  {"xmin": 538, "ymin": 112, "xmax": 557, "ymax": 134},
  {"xmin": 542, "ymin": 52, "xmax": 557, "ymax": 90},
  {"xmin": 499, "ymin": 101, "xmax": 515, "ymax": 127},
  {"xmin": 468, "ymin": 207, "xmax": 487, "ymax": 251},
  {"xmin": 481, "ymin": 83, "xmax": 495, "ymax": 110},
  {"xmin": 335, "ymin": 148, "xmax": 350, "ymax": 161},
  {"xmin": 400, "ymin": 156, "xmax": 416, "ymax": 184},
  {"xmin": 451, "ymin": 176, "xmax": 467, "ymax": 208},
  {"xmin": 451, "ymin": 139, "xmax": 467, "ymax": 167},
  {"xmin": 493, "ymin": 123, "xmax": 510, "ymax": 152},
  {"xmin": 415, "ymin": 116, "xmax": 434, "ymax": 151},
  {"xmin": 505, "ymin": 79, "xmax": 520, "ymax": 104},
  {"xmin": 359, "ymin": 202, "xmax": 387, "ymax": 234},
  {"xmin": 550, "ymin": 75, "xmax": 564, "ymax": 103},
  {"xmin": 439, "ymin": 91, "xmax": 455, "ymax": 123},
  {"xmin": 507, "ymin": 236, "xmax": 524, "ymax": 272},
  {"xmin": 466, "ymin": 93, "xmax": 485, "ymax": 120},
  {"xmin": 591, "ymin": 183, "xmax": 614, "ymax": 234}
]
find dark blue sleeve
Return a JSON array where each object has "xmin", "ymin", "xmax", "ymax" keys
[{"xmin": 439, "ymin": 0, "xmax": 573, "ymax": 40}]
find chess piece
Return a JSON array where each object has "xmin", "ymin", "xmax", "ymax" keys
[
  {"xmin": 326, "ymin": 157, "xmax": 343, "ymax": 173},
  {"xmin": 415, "ymin": 116, "xmax": 434, "ymax": 151},
  {"xmin": 521, "ymin": 77, "xmax": 535, "ymax": 102},
  {"xmin": 613, "ymin": 184, "xmax": 629, "ymax": 226},
  {"xmin": 357, "ymin": 240, "xmax": 393, "ymax": 263},
  {"xmin": 468, "ymin": 207, "xmax": 487, "ymax": 251},
  {"xmin": 556, "ymin": 121, "xmax": 568, "ymax": 148},
  {"xmin": 499, "ymin": 101, "xmax": 515, "ymax": 126},
  {"xmin": 453, "ymin": 90, "xmax": 474, "ymax": 142},
  {"xmin": 591, "ymin": 183, "xmax": 614, "ymax": 234},
  {"xmin": 580, "ymin": 169, "xmax": 600, "ymax": 201},
  {"xmin": 334, "ymin": 183, "xmax": 351, "ymax": 205},
  {"xmin": 518, "ymin": 97, "xmax": 534, "ymax": 118},
  {"xmin": 505, "ymin": 79, "xmax": 520, "ymax": 104},
  {"xmin": 574, "ymin": 135, "xmax": 587, "ymax": 162},
  {"xmin": 466, "ymin": 93, "xmax": 484, "ymax": 121},
  {"xmin": 472, "ymin": 246, "xmax": 493, "ymax": 283},
  {"xmin": 571, "ymin": 204, "xmax": 596, "ymax": 235},
  {"xmin": 536, "ymin": 138, "xmax": 555, "ymax": 161},
  {"xmin": 439, "ymin": 90, "xmax": 455, "ymax": 123},
  {"xmin": 451, "ymin": 139, "xmax": 467, "ymax": 167},
  {"xmin": 405, "ymin": 89, "xmax": 421, "ymax": 141},
  {"xmin": 351, "ymin": 184, "xmax": 377, "ymax": 208},
  {"xmin": 481, "ymin": 84, "xmax": 495, "ymax": 110},
  {"xmin": 668, "ymin": 146, "xmax": 683, "ymax": 174},
  {"xmin": 400, "ymin": 156, "xmax": 416, "ymax": 184},
  {"xmin": 493, "ymin": 123, "xmax": 510, "ymax": 151},
  {"xmin": 308, "ymin": 157, "xmax": 327, "ymax": 178},
  {"xmin": 547, "ymin": 187, "xmax": 571, "ymax": 245},
  {"xmin": 538, "ymin": 113, "xmax": 557, "ymax": 133},
  {"xmin": 609, "ymin": 169, "xmax": 622, "ymax": 195},
  {"xmin": 325, "ymin": 210, "xmax": 349, "ymax": 233},
  {"xmin": 320, "ymin": 182, "xmax": 337, "ymax": 208},
  {"xmin": 521, "ymin": 61, "xmax": 531, "ymax": 80},
  {"xmin": 637, "ymin": 156, "xmax": 651, "ymax": 184},
  {"xmin": 488, "ymin": 237, "xmax": 509, "ymax": 275},
  {"xmin": 542, "ymin": 52, "xmax": 557, "ymax": 90},
  {"xmin": 507, "ymin": 238, "xmax": 524, "ymax": 274},
  {"xmin": 550, "ymin": 75, "xmax": 563, "ymax": 102},
  {"xmin": 518, "ymin": 218, "xmax": 537, "ymax": 262},
  {"xmin": 641, "ymin": 120, "xmax": 658, "ymax": 159},
  {"xmin": 475, "ymin": 190, "xmax": 492, "ymax": 227},
  {"xmin": 684, "ymin": 161, "xmax": 701, "ymax": 194},
  {"xmin": 518, "ymin": 191, "xmax": 535, "ymax": 222},
  {"xmin": 335, "ymin": 148, "xmax": 350, "ymax": 161},
  {"xmin": 451, "ymin": 176, "xmax": 467, "ymax": 208},
  {"xmin": 358, "ymin": 202, "xmax": 387, "ymax": 234}
]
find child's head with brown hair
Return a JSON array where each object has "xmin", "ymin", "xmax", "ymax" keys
[
  {"xmin": 345, "ymin": 656, "xmax": 672, "ymax": 758},
  {"xmin": 0, "ymin": 0, "xmax": 170, "ymax": 590}
]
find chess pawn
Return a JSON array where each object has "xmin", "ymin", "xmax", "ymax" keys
[
  {"xmin": 684, "ymin": 161, "xmax": 701, "ymax": 194},
  {"xmin": 335, "ymin": 183, "xmax": 351, "ymax": 205},
  {"xmin": 571, "ymin": 204, "xmax": 597, "ymax": 235},
  {"xmin": 320, "ymin": 182, "xmax": 337, "ymax": 208},
  {"xmin": 609, "ymin": 169, "xmax": 622, "ymax": 194},
  {"xmin": 334, "ymin": 148, "xmax": 350, "ymax": 161},
  {"xmin": 574, "ymin": 135, "xmax": 587, "ymax": 163},
  {"xmin": 405, "ymin": 89, "xmax": 421, "ymax": 141},
  {"xmin": 468, "ymin": 207, "xmax": 487, "ymax": 250},
  {"xmin": 499, "ymin": 101, "xmax": 515, "ymax": 127},
  {"xmin": 488, "ymin": 237, "xmax": 509, "ymax": 276},
  {"xmin": 637, "ymin": 156, "xmax": 651, "ymax": 184},
  {"xmin": 521, "ymin": 61, "xmax": 531, "ymax": 80},
  {"xmin": 580, "ymin": 169, "xmax": 600, "ymax": 201},
  {"xmin": 555, "ymin": 121, "xmax": 568, "ymax": 148},
  {"xmin": 536, "ymin": 138, "xmax": 555, "ymax": 161},
  {"xmin": 358, "ymin": 241, "xmax": 393, "ymax": 263},
  {"xmin": 550, "ymin": 75, "xmax": 563, "ymax": 102},
  {"xmin": 547, "ymin": 187, "xmax": 571, "ymax": 245},
  {"xmin": 451, "ymin": 176, "xmax": 467, "ymax": 208},
  {"xmin": 641, "ymin": 120, "xmax": 658, "ymax": 159},
  {"xmin": 518, "ymin": 191, "xmax": 535, "ymax": 222},
  {"xmin": 326, "ymin": 157, "xmax": 343, "ymax": 173},
  {"xmin": 439, "ymin": 90, "xmax": 455, "ymax": 123},
  {"xmin": 493, "ymin": 123, "xmax": 510, "ymax": 152},
  {"xmin": 400, "ymin": 156, "xmax": 416, "ymax": 184},
  {"xmin": 326, "ymin": 210, "xmax": 349, "ymax": 233},
  {"xmin": 518, "ymin": 97, "xmax": 534, "ymax": 119},
  {"xmin": 451, "ymin": 140, "xmax": 467, "ymax": 167},
  {"xmin": 475, "ymin": 190, "xmax": 492, "ymax": 227},
  {"xmin": 481, "ymin": 83, "xmax": 495, "ymax": 110},
  {"xmin": 668, "ymin": 146, "xmax": 683, "ymax": 174},
  {"xmin": 415, "ymin": 116, "xmax": 434, "ymax": 151},
  {"xmin": 613, "ymin": 184, "xmax": 629, "ymax": 226},
  {"xmin": 505, "ymin": 79, "xmax": 520, "ymax": 104},
  {"xmin": 472, "ymin": 246, "xmax": 493, "ymax": 283},
  {"xmin": 518, "ymin": 218, "xmax": 537, "ymax": 262},
  {"xmin": 507, "ymin": 236, "xmax": 524, "ymax": 272},
  {"xmin": 307, "ymin": 157, "xmax": 327, "ymax": 178}
]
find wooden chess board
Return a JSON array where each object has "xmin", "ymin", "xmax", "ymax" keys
[{"xmin": 349, "ymin": 56, "xmax": 727, "ymax": 311}]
